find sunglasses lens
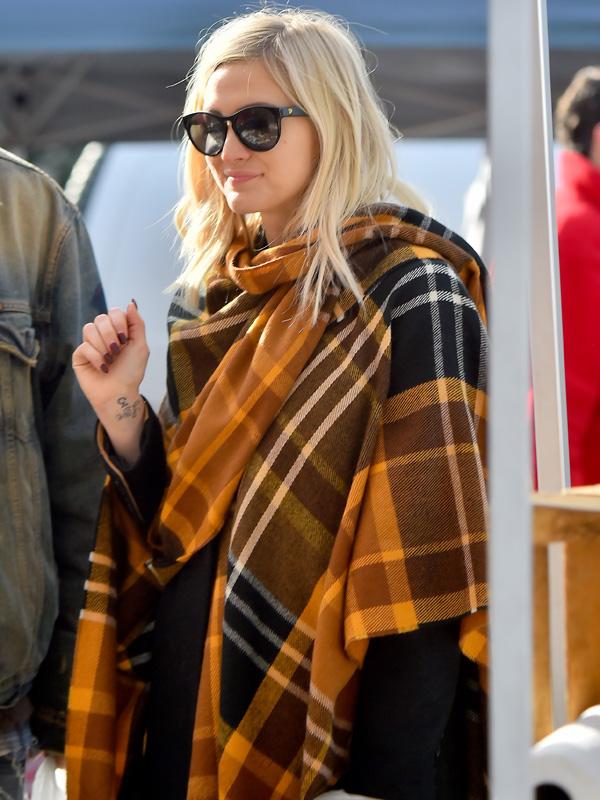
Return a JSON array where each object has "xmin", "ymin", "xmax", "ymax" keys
[
  {"xmin": 187, "ymin": 113, "xmax": 226, "ymax": 155},
  {"xmin": 235, "ymin": 107, "xmax": 280, "ymax": 151}
]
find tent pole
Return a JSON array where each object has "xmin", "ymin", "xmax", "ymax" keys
[
  {"xmin": 488, "ymin": 0, "xmax": 535, "ymax": 796},
  {"xmin": 530, "ymin": 0, "xmax": 570, "ymax": 730}
]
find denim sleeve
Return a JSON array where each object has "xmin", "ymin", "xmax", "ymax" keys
[{"xmin": 30, "ymin": 210, "xmax": 107, "ymax": 753}]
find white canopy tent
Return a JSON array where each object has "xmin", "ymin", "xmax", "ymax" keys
[{"xmin": 1, "ymin": 0, "xmax": 599, "ymax": 147}]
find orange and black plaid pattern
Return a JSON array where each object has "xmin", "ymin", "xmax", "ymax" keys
[{"xmin": 66, "ymin": 205, "xmax": 489, "ymax": 800}]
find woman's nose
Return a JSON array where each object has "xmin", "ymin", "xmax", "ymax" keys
[{"xmin": 220, "ymin": 121, "xmax": 250, "ymax": 161}]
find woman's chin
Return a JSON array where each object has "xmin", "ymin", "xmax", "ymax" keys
[{"xmin": 224, "ymin": 193, "xmax": 261, "ymax": 216}]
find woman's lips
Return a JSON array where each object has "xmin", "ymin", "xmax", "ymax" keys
[{"xmin": 226, "ymin": 173, "xmax": 260, "ymax": 187}]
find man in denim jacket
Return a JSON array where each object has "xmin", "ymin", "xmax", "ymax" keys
[{"xmin": 0, "ymin": 148, "xmax": 106, "ymax": 798}]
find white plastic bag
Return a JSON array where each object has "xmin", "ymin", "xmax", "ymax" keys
[{"xmin": 31, "ymin": 756, "xmax": 67, "ymax": 800}]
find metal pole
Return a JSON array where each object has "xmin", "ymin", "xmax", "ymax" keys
[
  {"xmin": 488, "ymin": 0, "xmax": 535, "ymax": 796},
  {"xmin": 530, "ymin": 0, "xmax": 571, "ymax": 730}
]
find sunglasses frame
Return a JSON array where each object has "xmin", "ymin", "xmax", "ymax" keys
[{"xmin": 181, "ymin": 105, "xmax": 308, "ymax": 156}]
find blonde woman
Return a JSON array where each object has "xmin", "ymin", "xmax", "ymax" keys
[{"xmin": 68, "ymin": 9, "xmax": 488, "ymax": 800}]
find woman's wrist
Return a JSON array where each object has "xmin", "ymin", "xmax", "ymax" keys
[{"xmin": 97, "ymin": 392, "xmax": 146, "ymax": 467}]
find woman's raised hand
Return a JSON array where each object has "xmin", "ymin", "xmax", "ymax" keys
[{"xmin": 72, "ymin": 300, "xmax": 150, "ymax": 465}]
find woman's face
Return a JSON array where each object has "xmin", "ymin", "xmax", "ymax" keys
[{"xmin": 202, "ymin": 59, "xmax": 319, "ymax": 244}]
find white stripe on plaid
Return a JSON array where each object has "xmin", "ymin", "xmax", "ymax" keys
[
  {"xmin": 222, "ymin": 621, "xmax": 310, "ymax": 704},
  {"xmin": 426, "ymin": 267, "xmax": 478, "ymax": 609},
  {"xmin": 225, "ymin": 309, "xmax": 391, "ymax": 597},
  {"xmin": 227, "ymin": 554, "xmax": 316, "ymax": 638},
  {"xmin": 227, "ymin": 587, "xmax": 312, "ymax": 671}
]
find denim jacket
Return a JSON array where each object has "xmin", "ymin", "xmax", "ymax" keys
[{"xmin": 0, "ymin": 149, "xmax": 106, "ymax": 751}]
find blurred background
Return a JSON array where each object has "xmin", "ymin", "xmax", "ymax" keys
[{"xmin": 2, "ymin": 0, "xmax": 599, "ymax": 405}]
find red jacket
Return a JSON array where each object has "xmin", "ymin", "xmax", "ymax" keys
[{"xmin": 556, "ymin": 148, "xmax": 600, "ymax": 486}]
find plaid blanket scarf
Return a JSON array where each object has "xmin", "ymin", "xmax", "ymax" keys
[{"xmin": 66, "ymin": 204, "xmax": 489, "ymax": 800}]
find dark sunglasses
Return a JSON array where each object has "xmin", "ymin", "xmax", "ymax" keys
[{"xmin": 181, "ymin": 105, "xmax": 308, "ymax": 156}]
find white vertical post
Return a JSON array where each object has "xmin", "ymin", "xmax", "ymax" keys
[
  {"xmin": 488, "ymin": 0, "xmax": 534, "ymax": 796},
  {"xmin": 530, "ymin": 0, "xmax": 571, "ymax": 730}
]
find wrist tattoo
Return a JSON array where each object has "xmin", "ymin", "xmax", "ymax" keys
[{"xmin": 116, "ymin": 396, "xmax": 142, "ymax": 421}]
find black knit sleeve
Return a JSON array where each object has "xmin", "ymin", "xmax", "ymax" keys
[
  {"xmin": 341, "ymin": 621, "xmax": 462, "ymax": 800},
  {"xmin": 100, "ymin": 400, "xmax": 168, "ymax": 527}
]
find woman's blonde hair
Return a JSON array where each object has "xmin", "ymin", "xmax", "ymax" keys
[{"xmin": 174, "ymin": 7, "xmax": 427, "ymax": 317}]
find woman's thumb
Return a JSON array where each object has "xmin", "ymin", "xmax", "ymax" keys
[{"xmin": 126, "ymin": 299, "xmax": 145, "ymax": 339}]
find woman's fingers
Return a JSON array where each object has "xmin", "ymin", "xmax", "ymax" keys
[
  {"xmin": 82, "ymin": 321, "xmax": 113, "ymax": 364},
  {"xmin": 92, "ymin": 312, "xmax": 124, "ymax": 358},
  {"xmin": 72, "ymin": 341, "xmax": 110, "ymax": 374},
  {"xmin": 81, "ymin": 307, "xmax": 137, "ymax": 363},
  {"xmin": 108, "ymin": 307, "xmax": 129, "ymax": 344},
  {"xmin": 75, "ymin": 303, "xmax": 149, "ymax": 385}
]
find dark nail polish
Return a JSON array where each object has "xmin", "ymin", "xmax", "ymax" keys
[
  {"xmin": 104, "ymin": 352, "xmax": 114, "ymax": 364},
  {"xmin": 100, "ymin": 363, "xmax": 109, "ymax": 374},
  {"xmin": 117, "ymin": 332, "xmax": 127, "ymax": 345},
  {"xmin": 110, "ymin": 342, "xmax": 120, "ymax": 355},
  {"xmin": 131, "ymin": 298, "xmax": 138, "ymax": 309}
]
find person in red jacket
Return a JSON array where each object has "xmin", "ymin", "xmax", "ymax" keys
[{"xmin": 555, "ymin": 66, "xmax": 600, "ymax": 487}]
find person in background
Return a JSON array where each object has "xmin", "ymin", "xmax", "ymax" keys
[
  {"xmin": 0, "ymin": 148, "xmax": 106, "ymax": 799},
  {"xmin": 68, "ymin": 9, "xmax": 488, "ymax": 799},
  {"xmin": 555, "ymin": 66, "xmax": 600, "ymax": 486}
]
